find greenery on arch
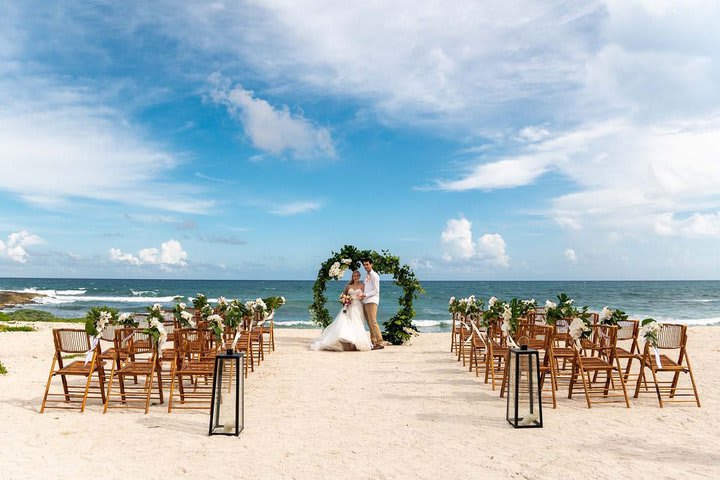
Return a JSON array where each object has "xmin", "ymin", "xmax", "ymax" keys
[{"xmin": 310, "ymin": 245, "xmax": 424, "ymax": 345}]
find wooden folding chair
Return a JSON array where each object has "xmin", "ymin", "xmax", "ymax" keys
[
  {"xmin": 485, "ymin": 322, "xmax": 511, "ymax": 390},
  {"xmin": 450, "ymin": 312, "xmax": 463, "ymax": 353},
  {"xmin": 104, "ymin": 329, "xmax": 163, "ymax": 414},
  {"xmin": 568, "ymin": 325, "xmax": 630, "ymax": 408},
  {"xmin": 634, "ymin": 323, "xmax": 701, "ymax": 407},
  {"xmin": 168, "ymin": 328, "xmax": 216, "ymax": 412},
  {"xmin": 261, "ymin": 310, "xmax": 276, "ymax": 353},
  {"xmin": 40, "ymin": 329, "xmax": 106, "ymax": 412},
  {"xmin": 615, "ymin": 320, "xmax": 642, "ymax": 383},
  {"xmin": 456, "ymin": 314, "xmax": 474, "ymax": 366},
  {"xmin": 466, "ymin": 316, "xmax": 488, "ymax": 378}
]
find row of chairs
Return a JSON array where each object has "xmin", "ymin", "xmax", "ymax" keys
[
  {"xmin": 451, "ymin": 311, "xmax": 701, "ymax": 408},
  {"xmin": 40, "ymin": 310, "xmax": 277, "ymax": 413}
]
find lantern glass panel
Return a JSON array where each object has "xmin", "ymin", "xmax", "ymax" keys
[
  {"xmin": 506, "ymin": 347, "xmax": 543, "ymax": 428},
  {"xmin": 209, "ymin": 352, "xmax": 244, "ymax": 436}
]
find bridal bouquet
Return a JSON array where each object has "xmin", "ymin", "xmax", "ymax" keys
[{"xmin": 339, "ymin": 293, "xmax": 353, "ymax": 313}]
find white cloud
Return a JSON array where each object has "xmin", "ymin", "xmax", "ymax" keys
[
  {"xmin": 441, "ymin": 217, "xmax": 475, "ymax": 261},
  {"xmin": 564, "ymin": 248, "xmax": 578, "ymax": 264},
  {"xmin": 209, "ymin": 74, "xmax": 335, "ymax": 160},
  {"xmin": 0, "ymin": 230, "xmax": 44, "ymax": 263},
  {"xmin": 441, "ymin": 217, "xmax": 509, "ymax": 267},
  {"xmin": 109, "ymin": 239, "xmax": 188, "ymax": 269},
  {"xmin": 655, "ymin": 212, "xmax": 720, "ymax": 238},
  {"xmin": 0, "ymin": 13, "xmax": 213, "ymax": 215},
  {"xmin": 269, "ymin": 201, "xmax": 322, "ymax": 216}
]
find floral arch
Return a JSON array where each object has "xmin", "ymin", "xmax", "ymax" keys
[{"xmin": 310, "ymin": 245, "xmax": 423, "ymax": 345}]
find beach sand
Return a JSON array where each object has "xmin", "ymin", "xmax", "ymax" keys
[{"xmin": 1, "ymin": 323, "xmax": 718, "ymax": 480}]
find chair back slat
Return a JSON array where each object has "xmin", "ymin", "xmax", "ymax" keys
[
  {"xmin": 100, "ymin": 324, "xmax": 118, "ymax": 342},
  {"xmin": 53, "ymin": 329, "xmax": 91, "ymax": 353},
  {"xmin": 656, "ymin": 324, "xmax": 685, "ymax": 349},
  {"xmin": 616, "ymin": 320, "xmax": 637, "ymax": 340}
]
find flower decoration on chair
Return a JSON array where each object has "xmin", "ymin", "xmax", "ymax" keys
[
  {"xmin": 482, "ymin": 297, "xmax": 506, "ymax": 327},
  {"xmin": 145, "ymin": 317, "xmax": 168, "ymax": 347},
  {"xmin": 263, "ymin": 296, "xmax": 286, "ymax": 320},
  {"xmin": 84, "ymin": 306, "xmax": 119, "ymax": 337},
  {"xmin": 224, "ymin": 300, "xmax": 249, "ymax": 329},
  {"xmin": 172, "ymin": 300, "xmax": 192, "ymax": 327},
  {"xmin": 598, "ymin": 306, "xmax": 628, "ymax": 325},
  {"xmin": 245, "ymin": 298, "xmax": 268, "ymax": 323},
  {"xmin": 192, "ymin": 293, "xmax": 209, "ymax": 312},
  {"xmin": 544, "ymin": 293, "xmax": 576, "ymax": 325},
  {"xmin": 310, "ymin": 245, "xmax": 423, "ymax": 345},
  {"xmin": 449, "ymin": 295, "xmax": 484, "ymax": 316},
  {"xmin": 117, "ymin": 312, "xmax": 139, "ymax": 327},
  {"xmin": 207, "ymin": 314, "xmax": 225, "ymax": 344},
  {"xmin": 216, "ymin": 297, "xmax": 229, "ymax": 316},
  {"xmin": 640, "ymin": 318, "xmax": 662, "ymax": 348}
]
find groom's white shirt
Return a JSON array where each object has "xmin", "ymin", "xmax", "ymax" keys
[{"xmin": 363, "ymin": 270, "xmax": 380, "ymax": 305}]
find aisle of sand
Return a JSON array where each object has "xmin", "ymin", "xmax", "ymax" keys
[{"xmin": 1, "ymin": 324, "xmax": 718, "ymax": 479}]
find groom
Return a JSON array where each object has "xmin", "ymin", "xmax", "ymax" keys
[{"xmin": 360, "ymin": 258, "xmax": 384, "ymax": 350}]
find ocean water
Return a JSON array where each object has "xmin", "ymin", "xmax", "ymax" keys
[{"xmin": 1, "ymin": 278, "xmax": 719, "ymax": 331}]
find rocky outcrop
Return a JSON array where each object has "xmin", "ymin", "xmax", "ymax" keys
[{"xmin": 0, "ymin": 291, "xmax": 43, "ymax": 309}]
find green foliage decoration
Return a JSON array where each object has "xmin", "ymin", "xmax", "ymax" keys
[{"xmin": 310, "ymin": 245, "xmax": 424, "ymax": 345}]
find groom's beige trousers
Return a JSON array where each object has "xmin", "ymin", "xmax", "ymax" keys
[{"xmin": 364, "ymin": 303, "xmax": 383, "ymax": 346}]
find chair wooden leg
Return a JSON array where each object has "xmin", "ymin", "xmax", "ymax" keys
[
  {"xmin": 40, "ymin": 357, "xmax": 57, "ymax": 413},
  {"xmin": 104, "ymin": 363, "xmax": 117, "ymax": 414},
  {"xmin": 80, "ymin": 355, "xmax": 98, "ymax": 413},
  {"xmin": 685, "ymin": 354, "xmax": 701, "ymax": 407},
  {"xmin": 649, "ymin": 367, "xmax": 664, "ymax": 408}
]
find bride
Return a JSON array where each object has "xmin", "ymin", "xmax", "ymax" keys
[{"xmin": 310, "ymin": 270, "xmax": 373, "ymax": 351}]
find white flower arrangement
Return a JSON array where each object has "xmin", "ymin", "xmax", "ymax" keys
[
  {"xmin": 207, "ymin": 314, "xmax": 223, "ymax": 327},
  {"xmin": 341, "ymin": 258, "xmax": 352, "ymax": 265},
  {"xmin": 180, "ymin": 310, "xmax": 196, "ymax": 327},
  {"xmin": 640, "ymin": 319, "xmax": 662, "ymax": 348},
  {"xmin": 217, "ymin": 297, "xmax": 228, "ymax": 307},
  {"xmin": 148, "ymin": 317, "xmax": 168, "ymax": 347},
  {"xmin": 328, "ymin": 261, "xmax": 347, "ymax": 280},
  {"xmin": 488, "ymin": 296, "xmax": 498, "ymax": 307},
  {"xmin": 245, "ymin": 298, "xmax": 268, "ymax": 318},
  {"xmin": 448, "ymin": 296, "xmax": 456, "ymax": 306},
  {"xmin": 545, "ymin": 300, "xmax": 557, "ymax": 309},
  {"xmin": 501, "ymin": 304, "xmax": 512, "ymax": 333},
  {"xmin": 179, "ymin": 302, "xmax": 186, "ymax": 310},
  {"xmin": 569, "ymin": 317, "xmax": 591, "ymax": 341},
  {"xmin": 207, "ymin": 313, "xmax": 225, "ymax": 344},
  {"xmin": 96, "ymin": 311, "xmax": 112, "ymax": 336},
  {"xmin": 599, "ymin": 306, "xmax": 613, "ymax": 322},
  {"xmin": 117, "ymin": 312, "xmax": 139, "ymax": 327}
]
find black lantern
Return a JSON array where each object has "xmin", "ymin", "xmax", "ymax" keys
[
  {"xmin": 209, "ymin": 350, "xmax": 244, "ymax": 436},
  {"xmin": 506, "ymin": 345, "xmax": 543, "ymax": 428}
]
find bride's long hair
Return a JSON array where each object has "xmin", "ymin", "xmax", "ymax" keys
[{"xmin": 346, "ymin": 269, "xmax": 361, "ymax": 289}]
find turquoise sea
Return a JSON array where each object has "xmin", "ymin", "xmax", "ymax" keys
[{"xmin": 1, "ymin": 278, "xmax": 719, "ymax": 331}]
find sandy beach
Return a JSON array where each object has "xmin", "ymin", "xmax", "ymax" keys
[{"xmin": 1, "ymin": 323, "xmax": 718, "ymax": 480}]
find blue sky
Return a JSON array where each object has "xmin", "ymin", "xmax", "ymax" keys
[{"xmin": 1, "ymin": 1, "xmax": 719, "ymax": 280}]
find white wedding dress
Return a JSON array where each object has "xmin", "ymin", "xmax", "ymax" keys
[{"xmin": 310, "ymin": 288, "xmax": 372, "ymax": 351}]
